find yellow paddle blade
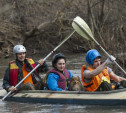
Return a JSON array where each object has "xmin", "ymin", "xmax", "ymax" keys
[{"xmin": 72, "ymin": 16, "xmax": 94, "ymax": 41}]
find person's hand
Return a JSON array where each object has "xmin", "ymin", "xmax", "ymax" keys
[
  {"xmin": 8, "ymin": 86, "xmax": 16, "ymax": 92},
  {"xmin": 106, "ymin": 55, "xmax": 116, "ymax": 64},
  {"xmin": 38, "ymin": 59, "xmax": 44, "ymax": 65}
]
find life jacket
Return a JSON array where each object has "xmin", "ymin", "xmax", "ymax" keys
[
  {"xmin": 81, "ymin": 65, "xmax": 110, "ymax": 92},
  {"xmin": 10, "ymin": 58, "xmax": 39, "ymax": 86},
  {"xmin": 44, "ymin": 69, "xmax": 71, "ymax": 90},
  {"xmin": 22, "ymin": 63, "xmax": 34, "ymax": 85}
]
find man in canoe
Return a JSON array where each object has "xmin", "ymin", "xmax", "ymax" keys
[
  {"xmin": 44, "ymin": 53, "xmax": 76, "ymax": 91},
  {"xmin": 3, "ymin": 45, "xmax": 48, "ymax": 92},
  {"xmin": 81, "ymin": 49, "xmax": 126, "ymax": 92}
]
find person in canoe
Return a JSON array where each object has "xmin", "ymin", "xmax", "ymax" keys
[
  {"xmin": 81, "ymin": 49, "xmax": 126, "ymax": 92},
  {"xmin": 3, "ymin": 45, "xmax": 48, "ymax": 92},
  {"xmin": 44, "ymin": 53, "xmax": 75, "ymax": 91}
]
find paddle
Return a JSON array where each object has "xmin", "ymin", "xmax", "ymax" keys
[
  {"xmin": 1, "ymin": 30, "xmax": 75, "ymax": 101},
  {"xmin": 72, "ymin": 16, "xmax": 126, "ymax": 75}
]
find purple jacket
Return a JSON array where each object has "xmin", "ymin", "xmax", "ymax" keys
[{"xmin": 46, "ymin": 68, "xmax": 71, "ymax": 90}]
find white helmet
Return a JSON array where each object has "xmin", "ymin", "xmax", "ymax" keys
[{"xmin": 13, "ymin": 45, "xmax": 26, "ymax": 55}]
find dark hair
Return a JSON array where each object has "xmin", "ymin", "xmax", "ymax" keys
[{"xmin": 52, "ymin": 53, "xmax": 66, "ymax": 68}]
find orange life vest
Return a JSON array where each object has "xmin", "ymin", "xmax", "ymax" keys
[
  {"xmin": 10, "ymin": 58, "xmax": 37, "ymax": 86},
  {"xmin": 81, "ymin": 65, "xmax": 110, "ymax": 92},
  {"xmin": 22, "ymin": 63, "xmax": 34, "ymax": 85}
]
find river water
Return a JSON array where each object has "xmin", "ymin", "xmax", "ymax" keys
[{"xmin": 0, "ymin": 53, "xmax": 126, "ymax": 113}]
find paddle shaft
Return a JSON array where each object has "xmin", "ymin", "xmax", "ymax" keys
[
  {"xmin": 74, "ymin": 20, "xmax": 126, "ymax": 75},
  {"xmin": 1, "ymin": 30, "xmax": 75, "ymax": 101}
]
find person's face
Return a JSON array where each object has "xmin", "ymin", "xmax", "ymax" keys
[
  {"xmin": 16, "ymin": 52, "xmax": 26, "ymax": 62},
  {"xmin": 92, "ymin": 58, "xmax": 101, "ymax": 69},
  {"xmin": 55, "ymin": 58, "xmax": 66, "ymax": 72}
]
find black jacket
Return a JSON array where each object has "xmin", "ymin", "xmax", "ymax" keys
[{"xmin": 2, "ymin": 58, "xmax": 49, "ymax": 91}]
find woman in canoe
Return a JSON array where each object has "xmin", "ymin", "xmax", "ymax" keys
[
  {"xmin": 44, "ymin": 53, "xmax": 74, "ymax": 91},
  {"xmin": 81, "ymin": 49, "xmax": 126, "ymax": 92},
  {"xmin": 3, "ymin": 45, "xmax": 48, "ymax": 92}
]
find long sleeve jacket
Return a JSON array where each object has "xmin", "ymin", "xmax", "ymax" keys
[{"xmin": 2, "ymin": 59, "xmax": 48, "ymax": 91}]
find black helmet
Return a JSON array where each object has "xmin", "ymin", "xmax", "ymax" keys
[{"xmin": 52, "ymin": 53, "xmax": 66, "ymax": 68}]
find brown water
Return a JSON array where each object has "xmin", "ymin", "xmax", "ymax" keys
[{"xmin": 0, "ymin": 53, "xmax": 126, "ymax": 113}]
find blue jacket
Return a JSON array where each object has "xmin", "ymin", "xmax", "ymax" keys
[{"xmin": 46, "ymin": 70, "xmax": 73, "ymax": 91}]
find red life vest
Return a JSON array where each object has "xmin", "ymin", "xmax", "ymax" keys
[
  {"xmin": 81, "ymin": 65, "xmax": 110, "ymax": 92},
  {"xmin": 45, "ymin": 69, "xmax": 70, "ymax": 90},
  {"xmin": 10, "ymin": 58, "xmax": 38, "ymax": 86}
]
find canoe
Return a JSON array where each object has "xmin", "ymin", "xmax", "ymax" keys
[{"xmin": 1, "ymin": 89, "xmax": 126, "ymax": 105}]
